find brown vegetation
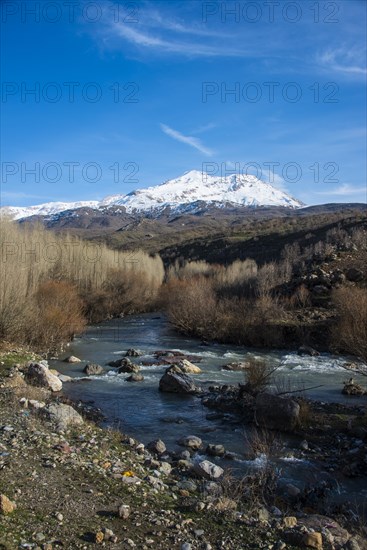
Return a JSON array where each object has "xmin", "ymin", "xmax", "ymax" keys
[{"xmin": 0, "ymin": 220, "xmax": 164, "ymax": 350}]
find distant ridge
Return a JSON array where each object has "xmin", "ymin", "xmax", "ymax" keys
[{"xmin": 1, "ymin": 170, "xmax": 303, "ymax": 221}]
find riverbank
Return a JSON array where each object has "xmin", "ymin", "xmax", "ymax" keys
[{"xmin": 1, "ymin": 348, "xmax": 367, "ymax": 549}]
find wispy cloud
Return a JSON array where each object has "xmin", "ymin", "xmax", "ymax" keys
[
  {"xmin": 191, "ymin": 122, "xmax": 217, "ymax": 135},
  {"xmin": 160, "ymin": 124, "xmax": 214, "ymax": 156},
  {"xmin": 315, "ymin": 184, "xmax": 367, "ymax": 196},
  {"xmin": 317, "ymin": 47, "xmax": 367, "ymax": 76},
  {"xmin": 110, "ymin": 22, "xmax": 245, "ymax": 57}
]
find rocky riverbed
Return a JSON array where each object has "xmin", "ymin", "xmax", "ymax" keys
[{"xmin": 0, "ymin": 346, "xmax": 367, "ymax": 550}]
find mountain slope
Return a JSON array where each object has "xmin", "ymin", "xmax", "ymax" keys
[{"xmin": 1, "ymin": 170, "xmax": 303, "ymax": 221}]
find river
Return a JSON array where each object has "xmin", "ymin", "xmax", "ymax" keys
[{"xmin": 50, "ymin": 312, "xmax": 367, "ymax": 506}]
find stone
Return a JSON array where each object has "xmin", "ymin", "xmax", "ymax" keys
[
  {"xmin": 330, "ymin": 270, "xmax": 346, "ymax": 284},
  {"xmin": 118, "ymin": 504, "xmax": 130, "ymax": 519},
  {"xmin": 255, "ymin": 393, "xmax": 300, "ymax": 432},
  {"xmin": 58, "ymin": 374, "xmax": 73, "ymax": 383},
  {"xmin": 257, "ymin": 507, "xmax": 270, "ymax": 522},
  {"xmin": 177, "ymin": 480, "xmax": 197, "ymax": 493},
  {"xmin": 178, "ymin": 435, "xmax": 202, "ymax": 450},
  {"xmin": 95, "ymin": 531, "xmax": 104, "ymax": 544},
  {"xmin": 298, "ymin": 515, "xmax": 351, "ymax": 548},
  {"xmin": 118, "ymin": 360, "xmax": 140, "ymax": 374},
  {"xmin": 44, "ymin": 403, "xmax": 84, "ymax": 432},
  {"xmin": 159, "ymin": 462, "xmax": 172, "ymax": 475},
  {"xmin": 297, "ymin": 346, "xmax": 320, "ymax": 357},
  {"xmin": 342, "ymin": 380, "xmax": 366, "ymax": 396},
  {"xmin": 206, "ymin": 444, "xmax": 225, "ymax": 457},
  {"xmin": 28, "ymin": 399, "xmax": 46, "ymax": 410},
  {"xmin": 147, "ymin": 439, "xmax": 166, "ymax": 455},
  {"xmin": 345, "ymin": 539, "xmax": 361, "ymax": 550},
  {"xmin": 193, "ymin": 459, "xmax": 224, "ymax": 480},
  {"xmin": 83, "ymin": 363, "xmax": 103, "ymax": 376},
  {"xmin": 346, "ymin": 268, "xmax": 364, "ymax": 282},
  {"xmin": 63, "ymin": 355, "xmax": 81, "ymax": 363},
  {"xmin": 286, "ymin": 484, "xmax": 301, "ymax": 497},
  {"xmin": 0, "ymin": 494, "xmax": 15, "ymax": 515},
  {"xmin": 25, "ymin": 362, "xmax": 62, "ymax": 392},
  {"xmin": 103, "ymin": 528, "xmax": 115, "ymax": 541},
  {"xmin": 159, "ymin": 368, "xmax": 200, "ymax": 394},
  {"xmin": 301, "ymin": 532, "xmax": 323, "ymax": 549},
  {"xmin": 126, "ymin": 373, "xmax": 144, "ymax": 382},
  {"xmin": 212, "ymin": 498, "xmax": 237, "ymax": 511},
  {"xmin": 176, "ymin": 359, "xmax": 202, "ymax": 374},
  {"xmin": 300, "ymin": 440, "xmax": 309, "ymax": 451},
  {"xmin": 125, "ymin": 348, "xmax": 142, "ymax": 357},
  {"xmin": 181, "ymin": 544, "xmax": 192, "ymax": 550},
  {"xmin": 283, "ymin": 516, "xmax": 297, "ymax": 528},
  {"xmin": 221, "ymin": 362, "xmax": 249, "ymax": 371}
]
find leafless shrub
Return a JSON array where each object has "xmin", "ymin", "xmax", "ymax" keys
[
  {"xmin": 331, "ymin": 287, "xmax": 367, "ymax": 361},
  {"xmin": 160, "ymin": 276, "xmax": 218, "ymax": 338},
  {"xmin": 245, "ymin": 428, "xmax": 282, "ymax": 460},
  {"xmin": 242, "ymin": 358, "xmax": 279, "ymax": 396},
  {"xmin": 0, "ymin": 219, "xmax": 164, "ymax": 347}
]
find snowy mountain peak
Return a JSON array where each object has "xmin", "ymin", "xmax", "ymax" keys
[{"xmin": 1, "ymin": 170, "xmax": 303, "ymax": 221}]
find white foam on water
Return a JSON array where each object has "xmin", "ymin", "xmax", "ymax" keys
[
  {"xmin": 236, "ymin": 453, "xmax": 268, "ymax": 469},
  {"xmin": 278, "ymin": 353, "xmax": 349, "ymax": 373},
  {"xmin": 280, "ymin": 456, "xmax": 310, "ymax": 465}
]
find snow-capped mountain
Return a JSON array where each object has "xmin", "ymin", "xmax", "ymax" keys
[
  {"xmin": 1, "ymin": 170, "xmax": 303, "ymax": 221},
  {"xmin": 1, "ymin": 200, "xmax": 99, "ymax": 221}
]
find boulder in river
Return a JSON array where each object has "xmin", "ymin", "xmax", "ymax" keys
[
  {"xmin": 159, "ymin": 366, "xmax": 200, "ymax": 394},
  {"xmin": 109, "ymin": 358, "xmax": 140, "ymax": 373},
  {"xmin": 25, "ymin": 362, "xmax": 62, "ymax": 392},
  {"xmin": 342, "ymin": 379, "xmax": 366, "ymax": 396},
  {"xmin": 206, "ymin": 444, "xmax": 225, "ymax": 457},
  {"xmin": 83, "ymin": 363, "xmax": 104, "ymax": 376},
  {"xmin": 126, "ymin": 373, "xmax": 144, "ymax": 382},
  {"xmin": 255, "ymin": 393, "xmax": 300, "ymax": 432},
  {"xmin": 178, "ymin": 435, "xmax": 202, "ymax": 450},
  {"xmin": 63, "ymin": 355, "xmax": 81, "ymax": 363},
  {"xmin": 193, "ymin": 459, "xmax": 224, "ymax": 480},
  {"xmin": 176, "ymin": 359, "xmax": 202, "ymax": 374},
  {"xmin": 119, "ymin": 362, "xmax": 140, "ymax": 374},
  {"xmin": 125, "ymin": 348, "xmax": 142, "ymax": 357}
]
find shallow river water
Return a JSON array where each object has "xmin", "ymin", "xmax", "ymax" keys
[{"xmin": 51, "ymin": 313, "xmax": 367, "ymax": 506}]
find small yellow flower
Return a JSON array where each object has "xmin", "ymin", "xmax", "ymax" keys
[{"xmin": 122, "ymin": 470, "xmax": 135, "ymax": 477}]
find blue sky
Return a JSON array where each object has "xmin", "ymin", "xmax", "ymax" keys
[{"xmin": 1, "ymin": 0, "xmax": 366, "ymax": 206}]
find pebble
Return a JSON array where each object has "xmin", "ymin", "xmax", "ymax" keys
[
  {"xmin": 181, "ymin": 544, "xmax": 192, "ymax": 550},
  {"xmin": 0, "ymin": 494, "xmax": 16, "ymax": 515},
  {"xmin": 118, "ymin": 504, "xmax": 131, "ymax": 519}
]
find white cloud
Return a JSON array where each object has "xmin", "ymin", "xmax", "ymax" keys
[
  {"xmin": 110, "ymin": 21, "xmax": 245, "ymax": 57},
  {"xmin": 318, "ymin": 47, "xmax": 367, "ymax": 76},
  {"xmin": 160, "ymin": 124, "xmax": 214, "ymax": 156}
]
